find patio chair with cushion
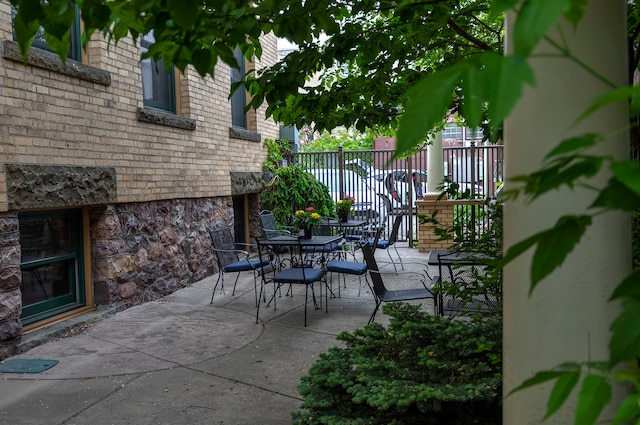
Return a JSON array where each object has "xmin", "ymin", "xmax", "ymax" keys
[
  {"xmin": 361, "ymin": 241, "xmax": 436, "ymax": 324},
  {"xmin": 325, "ymin": 227, "xmax": 382, "ymax": 297},
  {"xmin": 209, "ymin": 227, "xmax": 270, "ymax": 306},
  {"xmin": 256, "ymin": 237, "xmax": 329, "ymax": 326}
]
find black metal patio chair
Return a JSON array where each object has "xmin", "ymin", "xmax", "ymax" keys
[
  {"xmin": 361, "ymin": 241, "xmax": 435, "ymax": 324},
  {"xmin": 209, "ymin": 226, "xmax": 270, "ymax": 306},
  {"xmin": 256, "ymin": 237, "xmax": 328, "ymax": 326}
]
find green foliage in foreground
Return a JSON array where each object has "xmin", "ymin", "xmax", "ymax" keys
[
  {"xmin": 292, "ymin": 303, "xmax": 502, "ymax": 425},
  {"xmin": 260, "ymin": 165, "xmax": 334, "ymax": 226}
]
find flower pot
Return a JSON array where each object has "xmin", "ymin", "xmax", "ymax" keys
[
  {"xmin": 303, "ymin": 226, "xmax": 313, "ymax": 239},
  {"xmin": 338, "ymin": 211, "xmax": 349, "ymax": 223}
]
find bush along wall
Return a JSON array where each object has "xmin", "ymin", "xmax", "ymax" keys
[{"xmin": 292, "ymin": 303, "xmax": 502, "ymax": 425}]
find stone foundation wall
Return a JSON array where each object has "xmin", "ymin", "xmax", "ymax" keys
[
  {"xmin": 0, "ymin": 213, "xmax": 22, "ymax": 358},
  {"xmin": 0, "ymin": 194, "xmax": 264, "ymax": 355},
  {"xmin": 90, "ymin": 197, "xmax": 232, "ymax": 310}
]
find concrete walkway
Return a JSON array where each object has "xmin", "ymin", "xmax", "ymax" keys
[{"xmin": 0, "ymin": 246, "xmax": 435, "ymax": 425}]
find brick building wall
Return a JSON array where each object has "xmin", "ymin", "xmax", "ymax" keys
[{"xmin": 0, "ymin": 2, "xmax": 279, "ymax": 352}]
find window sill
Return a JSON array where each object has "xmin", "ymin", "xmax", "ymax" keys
[
  {"xmin": 137, "ymin": 108, "xmax": 196, "ymax": 131},
  {"xmin": 229, "ymin": 127, "xmax": 261, "ymax": 142},
  {"xmin": 2, "ymin": 40, "xmax": 111, "ymax": 86}
]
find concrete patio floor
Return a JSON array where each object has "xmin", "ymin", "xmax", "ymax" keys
[{"xmin": 0, "ymin": 244, "xmax": 436, "ymax": 425}]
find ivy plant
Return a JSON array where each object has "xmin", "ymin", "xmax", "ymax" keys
[{"xmin": 260, "ymin": 165, "xmax": 335, "ymax": 226}]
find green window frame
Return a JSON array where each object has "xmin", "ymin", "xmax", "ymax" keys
[{"xmin": 19, "ymin": 209, "xmax": 86, "ymax": 325}]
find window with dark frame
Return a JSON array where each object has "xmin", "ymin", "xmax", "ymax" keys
[
  {"xmin": 141, "ymin": 31, "xmax": 176, "ymax": 113},
  {"xmin": 230, "ymin": 46, "xmax": 247, "ymax": 129},
  {"xmin": 11, "ymin": 4, "xmax": 82, "ymax": 61},
  {"xmin": 19, "ymin": 209, "xmax": 86, "ymax": 326}
]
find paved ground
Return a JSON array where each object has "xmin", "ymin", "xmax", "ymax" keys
[{"xmin": 0, "ymin": 245, "xmax": 436, "ymax": 425}]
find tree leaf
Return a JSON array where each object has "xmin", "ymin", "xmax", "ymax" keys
[
  {"xmin": 482, "ymin": 53, "xmax": 535, "ymax": 135},
  {"xmin": 530, "ymin": 215, "xmax": 591, "ymax": 292},
  {"xmin": 610, "ymin": 269, "xmax": 640, "ymax": 301},
  {"xmin": 544, "ymin": 134, "xmax": 598, "ymax": 161},
  {"xmin": 460, "ymin": 59, "xmax": 483, "ymax": 129},
  {"xmin": 543, "ymin": 369, "xmax": 581, "ymax": 420},
  {"xmin": 498, "ymin": 229, "xmax": 543, "ymax": 267},
  {"xmin": 396, "ymin": 63, "xmax": 465, "ymax": 157},
  {"xmin": 513, "ymin": 0, "xmax": 571, "ymax": 57},
  {"xmin": 538, "ymin": 156, "xmax": 602, "ymax": 194},
  {"xmin": 11, "ymin": 10, "xmax": 39, "ymax": 63},
  {"xmin": 612, "ymin": 394, "xmax": 640, "ymax": 425},
  {"xmin": 490, "ymin": 0, "xmax": 523, "ymax": 19},
  {"xmin": 575, "ymin": 374, "xmax": 612, "ymax": 425},
  {"xmin": 610, "ymin": 298, "xmax": 640, "ymax": 365},
  {"xmin": 611, "ymin": 161, "xmax": 640, "ymax": 196},
  {"xmin": 563, "ymin": 0, "xmax": 588, "ymax": 27},
  {"xmin": 192, "ymin": 48, "xmax": 213, "ymax": 77},
  {"xmin": 507, "ymin": 362, "xmax": 581, "ymax": 396},
  {"xmin": 167, "ymin": 0, "xmax": 200, "ymax": 29},
  {"xmin": 591, "ymin": 177, "xmax": 640, "ymax": 212},
  {"xmin": 574, "ymin": 86, "xmax": 640, "ymax": 125}
]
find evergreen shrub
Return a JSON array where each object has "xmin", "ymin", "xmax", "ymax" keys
[{"xmin": 292, "ymin": 303, "xmax": 502, "ymax": 425}]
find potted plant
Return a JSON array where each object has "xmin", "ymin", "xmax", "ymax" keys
[
  {"xmin": 336, "ymin": 196, "xmax": 355, "ymax": 223},
  {"xmin": 293, "ymin": 207, "xmax": 322, "ymax": 239}
]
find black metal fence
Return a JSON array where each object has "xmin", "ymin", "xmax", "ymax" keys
[{"xmin": 290, "ymin": 144, "xmax": 504, "ymax": 244}]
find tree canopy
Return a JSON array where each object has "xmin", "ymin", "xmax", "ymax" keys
[{"xmin": 10, "ymin": 0, "xmax": 502, "ymax": 139}]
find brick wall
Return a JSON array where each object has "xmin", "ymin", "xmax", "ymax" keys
[
  {"xmin": 0, "ymin": 4, "xmax": 280, "ymax": 345},
  {"xmin": 416, "ymin": 196, "xmax": 454, "ymax": 253},
  {"xmin": 0, "ymin": 2, "xmax": 279, "ymax": 211},
  {"xmin": 416, "ymin": 197, "xmax": 488, "ymax": 252}
]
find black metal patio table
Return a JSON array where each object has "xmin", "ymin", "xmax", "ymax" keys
[{"xmin": 255, "ymin": 235, "xmax": 343, "ymax": 325}]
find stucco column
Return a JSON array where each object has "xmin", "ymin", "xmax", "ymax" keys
[
  {"xmin": 503, "ymin": 1, "xmax": 629, "ymax": 423},
  {"xmin": 427, "ymin": 131, "xmax": 444, "ymax": 194}
]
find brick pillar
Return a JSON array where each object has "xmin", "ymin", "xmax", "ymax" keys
[
  {"xmin": 416, "ymin": 195, "xmax": 454, "ymax": 252},
  {"xmin": 0, "ymin": 212, "xmax": 23, "ymax": 355}
]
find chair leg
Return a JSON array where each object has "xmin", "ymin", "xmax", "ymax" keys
[
  {"xmin": 210, "ymin": 273, "xmax": 223, "ymax": 304},
  {"xmin": 385, "ymin": 249, "xmax": 399, "ymax": 273},
  {"xmin": 368, "ymin": 299, "xmax": 382, "ymax": 324},
  {"xmin": 232, "ymin": 273, "xmax": 240, "ymax": 296},
  {"xmin": 255, "ymin": 280, "xmax": 264, "ymax": 324},
  {"xmin": 393, "ymin": 245, "xmax": 404, "ymax": 270},
  {"xmin": 303, "ymin": 284, "xmax": 308, "ymax": 327}
]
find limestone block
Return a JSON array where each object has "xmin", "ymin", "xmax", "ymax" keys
[
  {"xmin": 93, "ymin": 214, "xmax": 122, "ymax": 238},
  {"xmin": 94, "ymin": 255, "xmax": 135, "ymax": 279}
]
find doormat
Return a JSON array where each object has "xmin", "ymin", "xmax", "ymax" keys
[{"xmin": 0, "ymin": 359, "xmax": 59, "ymax": 373}]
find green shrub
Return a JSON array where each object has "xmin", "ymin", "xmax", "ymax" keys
[
  {"xmin": 292, "ymin": 303, "xmax": 502, "ymax": 425},
  {"xmin": 260, "ymin": 165, "xmax": 335, "ymax": 225}
]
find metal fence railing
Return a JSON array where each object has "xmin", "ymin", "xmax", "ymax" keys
[{"xmin": 291, "ymin": 144, "xmax": 503, "ymax": 244}]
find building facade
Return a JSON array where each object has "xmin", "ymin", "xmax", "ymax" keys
[{"xmin": 0, "ymin": 4, "xmax": 279, "ymax": 357}]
